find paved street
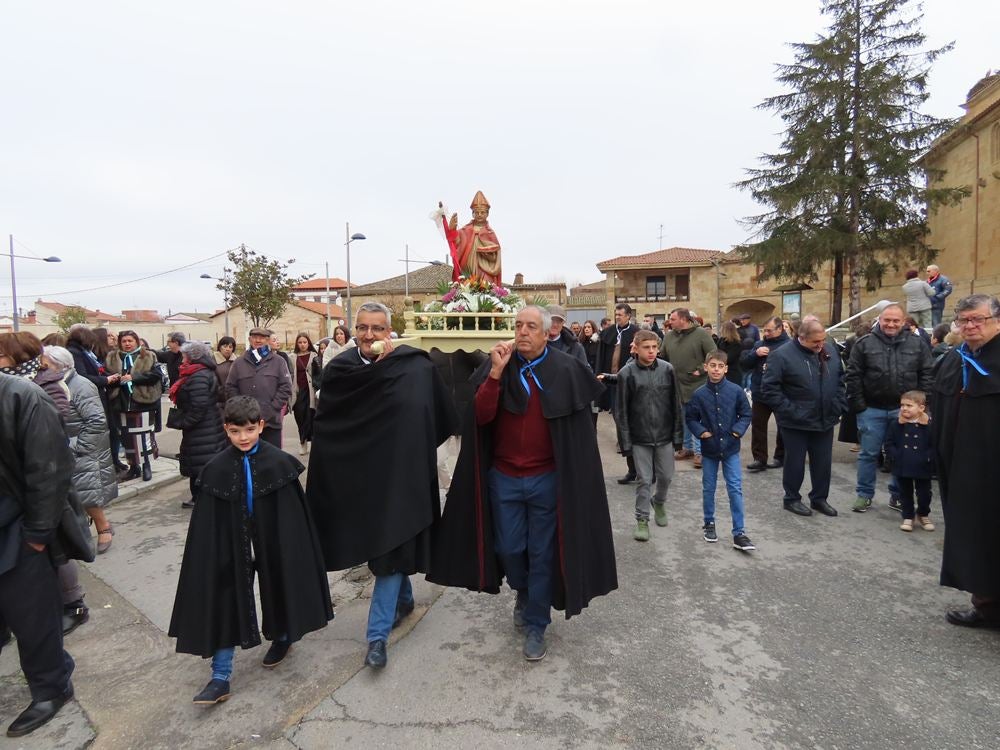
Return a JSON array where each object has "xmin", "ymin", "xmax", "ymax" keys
[{"xmin": 2, "ymin": 412, "xmax": 998, "ymax": 749}]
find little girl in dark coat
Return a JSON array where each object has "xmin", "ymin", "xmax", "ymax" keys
[{"xmin": 884, "ymin": 390, "xmax": 935, "ymax": 532}]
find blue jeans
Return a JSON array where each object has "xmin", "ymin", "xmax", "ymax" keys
[
  {"xmin": 211, "ymin": 647, "xmax": 235, "ymax": 682},
  {"xmin": 701, "ymin": 453, "xmax": 746, "ymax": 536},
  {"xmin": 366, "ymin": 573, "xmax": 414, "ymax": 643},
  {"xmin": 856, "ymin": 407, "xmax": 900, "ymax": 499},
  {"xmin": 683, "ymin": 422, "xmax": 701, "ymax": 456},
  {"xmin": 488, "ymin": 467, "xmax": 557, "ymax": 633}
]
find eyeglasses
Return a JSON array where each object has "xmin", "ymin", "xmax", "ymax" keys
[
  {"xmin": 355, "ymin": 325, "xmax": 387, "ymax": 335},
  {"xmin": 955, "ymin": 315, "xmax": 996, "ymax": 328}
]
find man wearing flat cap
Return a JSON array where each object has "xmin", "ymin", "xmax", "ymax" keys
[
  {"xmin": 545, "ymin": 304, "xmax": 588, "ymax": 367},
  {"xmin": 225, "ymin": 327, "xmax": 292, "ymax": 448}
]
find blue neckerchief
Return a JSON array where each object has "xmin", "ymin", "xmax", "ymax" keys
[
  {"xmin": 958, "ymin": 343, "xmax": 990, "ymax": 391},
  {"xmin": 516, "ymin": 348, "xmax": 548, "ymax": 394},
  {"xmin": 252, "ymin": 345, "xmax": 271, "ymax": 365},
  {"xmin": 243, "ymin": 442, "xmax": 260, "ymax": 516},
  {"xmin": 121, "ymin": 347, "xmax": 142, "ymax": 393}
]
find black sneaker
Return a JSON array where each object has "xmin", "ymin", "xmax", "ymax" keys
[
  {"xmin": 262, "ymin": 639, "xmax": 291, "ymax": 668},
  {"xmin": 888, "ymin": 495, "xmax": 903, "ymax": 513},
  {"xmin": 617, "ymin": 473, "xmax": 637, "ymax": 485},
  {"xmin": 365, "ymin": 639, "xmax": 387, "ymax": 669},
  {"xmin": 523, "ymin": 629, "xmax": 547, "ymax": 661},
  {"xmin": 703, "ymin": 523, "xmax": 718, "ymax": 543},
  {"xmin": 193, "ymin": 678, "xmax": 231, "ymax": 705},
  {"xmin": 732, "ymin": 534, "xmax": 756, "ymax": 552}
]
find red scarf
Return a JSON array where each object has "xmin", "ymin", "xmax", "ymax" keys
[{"xmin": 169, "ymin": 362, "xmax": 207, "ymax": 403}]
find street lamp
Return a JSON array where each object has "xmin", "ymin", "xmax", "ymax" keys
[
  {"xmin": 8, "ymin": 235, "xmax": 61, "ymax": 331},
  {"xmin": 199, "ymin": 270, "xmax": 231, "ymax": 337},
  {"xmin": 345, "ymin": 223, "xmax": 366, "ymax": 325},
  {"xmin": 398, "ymin": 244, "xmax": 444, "ymax": 296},
  {"xmin": 708, "ymin": 257, "xmax": 727, "ymax": 330}
]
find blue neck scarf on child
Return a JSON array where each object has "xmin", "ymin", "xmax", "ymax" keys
[{"xmin": 243, "ymin": 442, "xmax": 260, "ymax": 516}]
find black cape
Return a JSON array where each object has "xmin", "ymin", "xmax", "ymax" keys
[
  {"xmin": 932, "ymin": 335, "xmax": 1000, "ymax": 597},
  {"xmin": 427, "ymin": 346, "xmax": 618, "ymax": 618},
  {"xmin": 306, "ymin": 346, "xmax": 457, "ymax": 574},
  {"xmin": 168, "ymin": 441, "xmax": 333, "ymax": 657}
]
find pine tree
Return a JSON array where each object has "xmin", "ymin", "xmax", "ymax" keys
[{"xmin": 737, "ymin": 0, "xmax": 968, "ymax": 322}]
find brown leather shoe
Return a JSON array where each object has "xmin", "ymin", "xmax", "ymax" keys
[
  {"xmin": 674, "ymin": 449, "xmax": 693, "ymax": 460},
  {"xmin": 692, "ymin": 454, "xmax": 702, "ymax": 469}
]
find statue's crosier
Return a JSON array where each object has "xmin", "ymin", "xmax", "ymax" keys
[{"xmin": 440, "ymin": 191, "xmax": 502, "ymax": 286}]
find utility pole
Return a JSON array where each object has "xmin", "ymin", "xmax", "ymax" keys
[
  {"xmin": 325, "ymin": 261, "xmax": 331, "ymax": 337},
  {"xmin": 9, "ymin": 235, "xmax": 17, "ymax": 332},
  {"xmin": 404, "ymin": 243, "xmax": 409, "ymax": 297}
]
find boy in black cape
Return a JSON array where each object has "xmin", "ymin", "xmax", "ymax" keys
[
  {"xmin": 427, "ymin": 305, "xmax": 618, "ymax": 661},
  {"xmin": 169, "ymin": 396, "xmax": 333, "ymax": 705}
]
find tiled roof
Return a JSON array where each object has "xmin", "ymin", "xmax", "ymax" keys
[
  {"xmin": 596, "ymin": 247, "xmax": 726, "ymax": 270},
  {"xmin": 292, "ymin": 300, "xmax": 345, "ymax": 318},
  {"xmin": 351, "ymin": 264, "xmax": 455, "ymax": 295},
  {"xmin": 293, "ymin": 277, "xmax": 353, "ymax": 291},
  {"xmin": 121, "ymin": 309, "xmax": 163, "ymax": 323}
]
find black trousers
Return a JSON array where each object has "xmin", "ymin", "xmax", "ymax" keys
[
  {"xmin": 897, "ymin": 476, "xmax": 932, "ymax": 519},
  {"xmin": 780, "ymin": 427, "xmax": 834, "ymax": 505},
  {"xmin": 260, "ymin": 426, "xmax": 282, "ymax": 448},
  {"xmin": 0, "ymin": 543, "xmax": 74, "ymax": 701},
  {"xmin": 750, "ymin": 401, "xmax": 784, "ymax": 462}
]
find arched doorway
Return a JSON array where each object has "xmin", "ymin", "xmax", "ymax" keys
[{"xmin": 723, "ymin": 299, "xmax": 776, "ymax": 325}]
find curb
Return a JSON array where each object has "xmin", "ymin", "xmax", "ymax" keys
[{"xmin": 109, "ymin": 457, "xmax": 186, "ymax": 507}]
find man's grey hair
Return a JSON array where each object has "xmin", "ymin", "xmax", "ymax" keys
[
  {"xmin": 955, "ymin": 294, "xmax": 1000, "ymax": 318},
  {"xmin": 181, "ymin": 341, "xmax": 212, "ymax": 362},
  {"xmin": 43, "ymin": 345, "xmax": 75, "ymax": 373},
  {"xmin": 68, "ymin": 323, "xmax": 89, "ymax": 333},
  {"xmin": 169, "ymin": 331, "xmax": 187, "ymax": 345},
  {"xmin": 879, "ymin": 303, "xmax": 905, "ymax": 318},
  {"xmin": 798, "ymin": 318, "xmax": 826, "ymax": 338},
  {"xmin": 355, "ymin": 301, "xmax": 392, "ymax": 326},
  {"xmin": 519, "ymin": 305, "xmax": 552, "ymax": 331},
  {"xmin": 927, "ymin": 264, "xmax": 940, "ymax": 273}
]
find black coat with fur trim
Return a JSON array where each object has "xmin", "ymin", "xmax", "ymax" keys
[
  {"xmin": 427, "ymin": 345, "xmax": 618, "ymax": 618},
  {"xmin": 168, "ymin": 441, "xmax": 333, "ymax": 657}
]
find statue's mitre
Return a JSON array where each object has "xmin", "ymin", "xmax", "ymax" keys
[{"xmin": 470, "ymin": 190, "xmax": 490, "ymax": 209}]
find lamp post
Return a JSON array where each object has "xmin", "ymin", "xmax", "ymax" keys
[
  {"xmin": 345, "ymin": 223, "xmax": 366, "ymax": 325},
  {"xmin": 199, "ymin": 269, "xmax": 231, "ymax": 337},
  {"xmin": 708, "ymin": 257, "xmax": 726, "ymax": 330},
  {"xmin": 398, "ymin": 246, "xmax": 444, "ymax": 297},
  {"xmin": 8, "ymin": 235, "xmax": 61, "ymax": 331}
]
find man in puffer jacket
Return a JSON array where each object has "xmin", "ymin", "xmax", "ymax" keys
[
  {"xmin": 845, "ymin": 303, "xmax": 934, "ymax": 513},
  {"xmin": 760, "ymin": 318, "xmax": 847, "ymax": 518}
]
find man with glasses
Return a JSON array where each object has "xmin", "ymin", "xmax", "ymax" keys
[
  {"xmin": 932, "ymin": 295, "xmax": 1000, "ymax": 629},
  {"xmin": 741, "ymin": 317, "xmax": 790, "ymax": 472},
  {"xmin": 845, "ymin": 304, "xmax": 934, "ymax": 513},
  {"xmin": 306, "ymin": 302, "xmax": 457, "ymax": 669}
]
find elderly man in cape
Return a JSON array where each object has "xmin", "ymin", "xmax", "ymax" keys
[
  {"xmin": 428, "ymin": 305, "xmax": 618, "ymax": 662},
  {"xmin": 306, "ymin": 302, "xmax": 456, "ymax": 670}
]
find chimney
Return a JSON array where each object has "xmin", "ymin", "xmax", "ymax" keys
[{"xmin": 514, "ymin": 273, "xmax": 524, "ymax": 285}]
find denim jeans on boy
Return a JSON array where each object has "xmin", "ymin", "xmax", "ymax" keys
[
  {"xmin": 212, "ymin": 633, "xmax": 291, "ymax": 682},
  {"xmin": 701, "ymin": 453, "xmax": 746, "ymax": 537},
  {"xmin": 856, "ymin": 407, "xmax": 901, "ymax": 500},
  {"xmin": 683, "ymin": 422, "xmax": 702, "ymax": 456},
  {"xmin": 366, "ymin": 573, "xmax": 414, "ymax": 643},
  {"xmin": 488, "ymin": 467, "xmax": 557, "ymax": 634}
]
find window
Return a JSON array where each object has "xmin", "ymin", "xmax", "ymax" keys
[
  {"xmin": 645, "ymin": 276, "xmax": 666, "ymax": 298},
  {"xmin": 675, "ymin": 274, "xmax": 690, "ymax": 299},
  {"xmin": 992, "ymin": 122, "xmax": 1000, "ymax": 164}
]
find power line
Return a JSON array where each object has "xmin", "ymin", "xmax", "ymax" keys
[{"xmin": 2, "ymin": 247, "xmax": 235, "ymax": 299}]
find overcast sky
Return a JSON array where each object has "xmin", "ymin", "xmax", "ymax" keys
[{"xmin": 1, "ymin": 1, "xmax": 996, "ymax": 317}]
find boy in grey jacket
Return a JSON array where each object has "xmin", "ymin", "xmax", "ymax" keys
[{"xmin": 604, "ymin": 330, "xmax": 684, "ymax": 542}]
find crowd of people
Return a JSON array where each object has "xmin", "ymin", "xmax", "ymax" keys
[{"xmin": 2, "ymin": 274, "xmax": 997, "ymax": 736}]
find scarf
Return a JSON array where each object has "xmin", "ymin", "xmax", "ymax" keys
[
  {"xmin": 243, "ymin": 442, "xmax": 260, "ymax": 516},
  {"xmin": 958, "ymin": 343, "xmax": 990, "ymax": 392},
  {"xmin": 120, "ymin": 346, "xmax": 144, "ymax": 394},
  {"xmin": 516, "ymin": 348, "xmax": 548, "ymax": 394},
  {"xmin": 83, "ymin": 348, "xmax": 104, "ymax": 374},
  {"xmin": 0, "ymin": 355, "xmax": 43, "ymax": 380},
  {"xmin": 251, "ymin": 346, "xmax": 271, "ymax": 365},
  {"xmin": 168, "ymin": 362, "xmax": 207, "ymax": 403}
]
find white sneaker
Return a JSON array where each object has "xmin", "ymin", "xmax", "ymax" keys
[{"xmin": 299, "ymin": 442, "xmax": 307, "ymax": 456}]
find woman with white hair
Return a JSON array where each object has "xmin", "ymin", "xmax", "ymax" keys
[
  {"xmin": 166, "ymin": 341, "xmax": 227, "ymax": 508},
  {"xmin": 43, "ymin": 346, "xmax": 119, "ymax": 556}
]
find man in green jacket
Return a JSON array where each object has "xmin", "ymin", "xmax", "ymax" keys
[{"xmin": 659, "ymin": 308, "xmax": 717, "ymax": 468}]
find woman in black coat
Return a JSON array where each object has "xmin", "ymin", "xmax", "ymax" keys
[
  {"xmin": 717, "ymin": 321, "xmax": 745, "ymax": 385},
  {"xmin": 166, "ymin": 341, "xmax": 227, "ymax": 508},
  {"xmin": 67, "ymin": 325, "xmax": 127, "ymax": 473}
]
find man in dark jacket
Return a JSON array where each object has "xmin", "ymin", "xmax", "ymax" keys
[
  {"xmin": 545, "ymin": 305, "xmax": 588, "ymax": 367},
  {"xmin": 429, "ymin": 306, "xmax": 617, "ymax": 662},
  {"xmin": 307, "ymin": 302, "xmax": 456, "ymax": 671},
  {"xmin": 932, "ymin": 295, "xmax": 1000, "ymax": 629},
  {"xmin": 225, "ymin": 327, "xmax": 293, "ymax": 448},
  {"xmin": 926, "ymin": 264, "xmax": 953, "ymax": 327},
  {"xmin": 735, "ymin": 313, "xmax": 760, "ymax": 345},
  {"xmin": 596, "ymin": 303, "xmax": 638, "ymax": 482},
  {"xmin": 0, "ymin": 374, "xmax": 76, "ymax": 737},
  {"xmin": 845, "ymin": 304, "xmax": 934, "ymax": 513},
  {"xmin": 741, "ymin": 317, "xmax": 789, "ymax": 472},
  {"xmin": 156, "ymin": 331, "xmax": 186, "ymax": 386},
  {"xmin": 760, "ymin": 318, "xmax": 847, "ymax": 517}
]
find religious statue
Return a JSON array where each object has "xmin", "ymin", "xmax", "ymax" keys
[{"xmin": 435, "ymin": 191, "xmax": 502, "ymax": 285}]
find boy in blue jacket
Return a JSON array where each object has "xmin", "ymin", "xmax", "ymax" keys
[{"xmin": 685, "ymin": 351, "xmax": 755, "ymax": 551}]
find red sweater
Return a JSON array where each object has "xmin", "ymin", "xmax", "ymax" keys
[{"xmin": 475, "ymin": 375, "xmax": 555, "ymax": 477}]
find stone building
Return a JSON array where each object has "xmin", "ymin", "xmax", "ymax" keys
[
  {"xmin": 921, "ymin": 71, "xmax": 1000, "ymax": 298},
  {"xmin": 211, "ymin": 300, "xmax": 344, "ymax": 348}
]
